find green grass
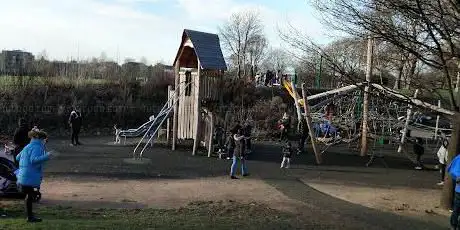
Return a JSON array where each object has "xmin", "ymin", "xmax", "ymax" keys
[{"xmin": 0, "ymin": 201, "xmax": 302, "ymax": 230}]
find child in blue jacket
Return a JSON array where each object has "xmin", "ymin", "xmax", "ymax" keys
[
  {"xmin": 447, "ymin": 154, "xmax": 460, "ymax": 229},
  {"xmin": 16, "ymin": 129, "xmax": 53, "ymax": 223}
]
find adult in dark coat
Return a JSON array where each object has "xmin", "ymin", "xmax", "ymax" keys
[
  {"xmin": 297, "ymin": 119, "xmax": 309, "ymax": 154},
  {"xmin": 13, "ymin": 118, "xmax": 30, "ymax": 167},
  {"xmin": 243, "ymin": 122, "xmax": 253, "ymax": 154},
  {"xmin": 68, "ymin": 107, "xmax": 82, "ymax": 146}
]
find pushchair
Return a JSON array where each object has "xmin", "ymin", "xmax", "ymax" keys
[{"xmin": 0, "ymin": 144, "xmax": 41, "ymax": 202}]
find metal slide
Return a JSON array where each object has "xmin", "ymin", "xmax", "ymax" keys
[
  {"xmin": 119, "ymin": 107, "xmax": 171, "ymax": 138},
  {"xmin": 132, "ymin": 103, "xmax": 172, "ymax": 159},
  {"xmin": 119, "ymin": 119, "xmax": 155, "ymax": 138},
  {"xmin": 130, "ymin": 81, "xmax": 193, "ymax": 159}
]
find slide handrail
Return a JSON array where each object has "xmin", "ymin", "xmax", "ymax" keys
[{"xmin": 132, "ymin": 81, "xmax": 194, "ymax": 158}]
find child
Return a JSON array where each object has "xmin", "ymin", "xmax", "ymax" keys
[
  {"xmin": 297, "ymin": 119, "xmax": 308, "ymax": 155},
  {"xmin": 114, "ymin": 124, "xmax": 121, "ymax": 144},
  {"xmin": 281, "ymin": 141, "xmax": 293, "ymax": 169},
  {"xmin": 243, "ymin": 122, "xmax": 252, "ymax": 154},
  {"xmin": 230, "ymin": 128, "xmax": 249, "ymax": 179},
  {"xmin": 437, "ymin": 138, "xmax": 449, "ymax": 185},
  {"xmin": 448, "ymin": 154, "xmax": 460, "ymax": 229},
  {"xmin": 225, "ymin": 129, "xmax": 236, "ymax": 160},
  {"xmin": 214, "ymin": 125, "xmax": 225, "ymax": 153},
  {"xmin": 279, "ymin": 113, "xmax": 290, "ymax": 141},
  {"xmin": 413, "ymin": 137, "xmax": 424, "ymax": 170},
  {"xmin": 325, "ymin": 102, "xmax": 335, "ymax": 121}
]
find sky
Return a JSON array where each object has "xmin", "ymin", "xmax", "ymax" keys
[{"xmin": 0, "ymin": 0, "xmax": 330, "ymax": 65}]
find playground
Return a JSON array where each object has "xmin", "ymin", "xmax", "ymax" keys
[
  {"xmin": 0, "ymin": 29, "xmax": 456, "ymax": 229},
  {"xmin": 0, "ymin": 136, "xmax": 451, "ymax": 229}
]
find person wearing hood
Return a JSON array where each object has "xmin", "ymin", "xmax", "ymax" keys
[
  {"xmin": 13, "ymin": 118, "xmax": 30, "ymax": 167},
  {"xmin": 16, "ymin": 129, "xmax": 53, "ymax": 223}
]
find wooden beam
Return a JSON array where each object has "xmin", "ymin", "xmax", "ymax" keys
[
  {"xmin": 371, "ymin": 84, "xmax": 455, "ymax": 116},
  {"xmin": 306, "ymin": 81, "xmax": 455, "ymax": 116},
  {"xmin": 172, "ymin": 63, "xmax": 180, "ymax": 150},
  {"xmin": 301, "ymin": 83, "xmax": 321, "ymax": 164},
  {"xmin": 306, "ymin": 84, "xmax": 362, "ymax": 101},
  {"xmin": 192, "ymin": 59, "xmax": 201, "ymax": 156},
  {"xmin": 398, "ymin": 89, "xmax": 419, "ymax": 153}
]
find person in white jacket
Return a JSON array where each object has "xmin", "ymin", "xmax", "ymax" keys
[{"xmin": 437, "ymin": 138, "xmax": 449, "ymax": 185}]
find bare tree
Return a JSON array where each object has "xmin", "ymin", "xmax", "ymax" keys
[
  {"xmin": 247, "ymin": 35, "xmax": 268, "ymax": 78},
  {"xmin": 99, "ymin": 52, "xmax": 108, "ymax": 62},
  {"xmin": 140, "ymin": 56, "xmax": 149, "ymax": 65},
  {"xmin": 283, "ymin": 0, "xmax": 460, "ymax": 208},
  {"xmin": 219, "ymin": 10, "xmax": 264, "ymax": 78},
  {"xmin": 36, "ymin": 49, "xmax": 48, "ymax": 61},
  {"xmin": 311, "ymin": 0, "xmax": 459, "ymax": 107},
  {"xmin": 124, "ymin": 58, "xmax": 135, "ymax": 64},
  {"xmin": 262, "ymin": 48, "xmax": 289, "ymax": 73}
]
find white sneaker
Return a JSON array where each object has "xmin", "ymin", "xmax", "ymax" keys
[
  {"xmin": 415, "ymin": 166, "xmax": 422, "ymax": 170},
  {"xmin": 437, "ymin": 181, "xmax": 444, "ymax": 186}
]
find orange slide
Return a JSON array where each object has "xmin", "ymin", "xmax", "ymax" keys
[{"xmin": 282, "ymin": 80, "xmax": 305, "ymax": 106}]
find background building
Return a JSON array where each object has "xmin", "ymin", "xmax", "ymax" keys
[{"xmin": 0, "ymin": 50, "xmax": 35, "ymax": 76}]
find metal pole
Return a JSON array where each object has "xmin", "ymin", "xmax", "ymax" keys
[
  {"xmin": 397, "ymin": 89, "xmax": 419, "ymax": 153},
  {"xmin": 435, "ymin": 100, "xmax": 441, "ymax": 139}
]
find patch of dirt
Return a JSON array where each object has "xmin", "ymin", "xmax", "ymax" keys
[
  {"xmin": 303, "ymin": 179, "xmax": 450, "ymax": 218},
  {"xmin": 39, "ymin": 176, "xmax": 299, "ymax": 212}
]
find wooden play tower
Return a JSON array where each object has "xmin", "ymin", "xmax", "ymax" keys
[{"xmin": 170, "ymin": 29, "xmax": 227, "ymax": 156}]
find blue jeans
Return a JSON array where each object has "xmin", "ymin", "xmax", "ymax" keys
[
  {"xmin": 230, "ymin": 155, "xmax": 247, "ymax": 176},
  {"xmin": 451, "ymin": 192, "xmax": 460, "ymax": 228}
]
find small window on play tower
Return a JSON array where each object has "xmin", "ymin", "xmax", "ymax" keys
[{"xmin": 185, "ymin": 71, "xmax": 192, "ymax": 96}]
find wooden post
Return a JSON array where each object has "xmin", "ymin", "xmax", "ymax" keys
[
  {"xmin": 291, "ymin": 81, "xmax": 303, "ymax": 125},
  {"xmin": 301, "ymin": 83, "xmax": 321, "ymax": 164},
  {"xmin": 435, "ymin": 100, "xmax": 441, "ymax": 139},
  {"xmin": 172, "ymin": 64, "xmax": 180, "ymax": 150},
  {"xmin": 192, "ymin": 61, "xmax": 201, "ymax": 156},
  {"xmin": 207, "ymin": 111, "xmax": 214, "ymax": 158},
  {"xmin": 360, "ymin": 36, "xmax": 374, "ymax": 157},
  {"xmin": 397, "ymin": 89, "xmax": 419, "ymax": 153},
  {"xmin": 166, "ymin": 85, "xmax": 172, "ymax": 145}
]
